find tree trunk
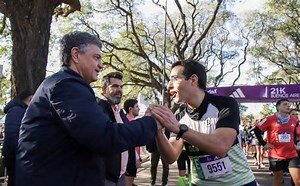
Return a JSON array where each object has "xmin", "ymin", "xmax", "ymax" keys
[{"xmin": 5, "ymin": 0, "xmax": 56, "ymax": 97}]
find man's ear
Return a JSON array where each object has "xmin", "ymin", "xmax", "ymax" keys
[
  {"xmin": 70, "ymin": 47, "xmax": 80, "ymax": 64},
  {"xmin": 102, "ymin": 84, "xmax": 107, "ymax": 94},
  {"xmin": 190, "ymin": 74, "xmax": 199, "ymax": 86}
]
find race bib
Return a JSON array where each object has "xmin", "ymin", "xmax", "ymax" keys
[
  {"xmin": 192, "ymin": 155, "xmax": 233, "ymax": 179},
  {"xmin": 278, "ymin": 132, "xmax": 291, "ymax": 143}
]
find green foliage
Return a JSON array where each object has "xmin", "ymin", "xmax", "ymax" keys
[
  {"xmin": 0, "ymin": 75, "xmax": 11, "ymax": 117},
  {"xmin": 239, "ymin": 104, "xmax": 248, "ymax": 116},
  {"xmin": 243, "ymin": 114, "xmax": 255, "ymax": 124},
  {"xmin": 259, "ymin": 103, "xmax": 275, "ymax": 119},
  {"xmin": 262, "ymin": 68, "xmax": 299, "ymax": 84},
  {"xmin": 247, "ymin": 0, "xmax": 300, "ymax": 76},
  {"xmin": 0, "ymin": 13, "xmax": 12, "ymax": 115},
  {"xmin": 75, "ymin": 0, "xmax": 252, "ymax": 101}
]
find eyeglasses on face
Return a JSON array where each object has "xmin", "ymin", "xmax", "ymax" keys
[{"xmin": 169, "ymin": 75, "xmax": 189, "ymax": 82}]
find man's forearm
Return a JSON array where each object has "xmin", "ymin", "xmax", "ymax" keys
[
  {"xmin": 156, "ymin": 130, "xmax": 182, "ymax": 164},
  {"xmin": 181, "ymin": 128, "xmax": 237, "ymax": 157}
]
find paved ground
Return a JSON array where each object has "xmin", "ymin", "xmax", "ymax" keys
[
  {"xmin": 134, "ymin": 152, "xmax": 293, "ymax": 186},
  {"xmin": 0, "ymin": 151, "xmax": 294, "ymax": 186}
]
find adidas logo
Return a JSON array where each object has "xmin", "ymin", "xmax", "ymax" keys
[{"xmin": 229, "ymin": 88, "xmax": 245, "ymax": 98}]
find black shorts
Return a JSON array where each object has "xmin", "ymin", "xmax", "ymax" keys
[
  {"xmin": 177, "ymin": 150, "xmax": 189, "ymax": 171},
  {"xmin": 269, "ymin": 157, "xmax": 300, "ymax": 171}
]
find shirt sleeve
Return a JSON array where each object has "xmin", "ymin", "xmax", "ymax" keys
[
  {"xmin": 256, "ymin": 117, "xmax": 270, "ymax": 132},
  {"xmin": 50, "ymin": 79, "xmax": 157, "ymax": 155},
  {"xmin": 215, "ymin": 97, "xmax": 240, "ymax": 133}
]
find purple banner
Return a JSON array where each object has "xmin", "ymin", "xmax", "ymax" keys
[{"xmin": 206, "ymin": 84, "xmax": 300, "ymax": 103}]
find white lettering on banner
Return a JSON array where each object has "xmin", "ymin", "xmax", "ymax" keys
[
  {"xmin": 290, "ymin": 93, "xmax": 300, "ymax": 98},
  {"xmin": 270, "ymin": 87, "xmax": 290, "ymax": 98},
  {"xmin": 270, "ymin": 94, "xmax": 289, "ymax": 98},
  {"xmin": 208, "ymin": 89, "xmax": 217, "ymax": 94},
  {"xmin": 262, "ymin": 87, "xmax": 268, "ymax": 98},
  {"xmin": 270, "ymin": 87, "xmax": 286, "ymax": 94},
  {"xmin": 229, "ymin": 88, "xmax": 246, "ymax": 98}
]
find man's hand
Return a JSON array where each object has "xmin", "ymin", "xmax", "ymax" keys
[
  {"xmin": 145, "ymin": 107, "xmax": 163, "ymax": 130},
  {"xmin": 148, "ymin": 104, "xmax": 179, "ymax": 133},
  {"xmin": 263, "ymin": 143, "xmax": 274, "ymax": 150},
  {"xmin": 145, "ymin": 107, "xmax": 151, "ymax": 116}
]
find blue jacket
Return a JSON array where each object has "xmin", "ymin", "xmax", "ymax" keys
[
  {"xmin": 3, "ymin": 99, "xmax": 27, "ymax": 154},
  {"xmin": 15, "ymin": 67, "xmax": 157, "ymax": 186}
]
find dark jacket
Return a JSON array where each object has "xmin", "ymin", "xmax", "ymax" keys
[
  {"xmin": 3, "ymin": 99, "xmax": 27, "ymax": 154},
  {"xmin": 146, "ymin": 130, "xmax": 170, "ymax": 153},
  {"xmin": 15, "ymin": 66, "xmax": 157, "ymax": 186},
  {"xmin": 97, "ymin": 99, "xmax": 133, "ymax": 183}
]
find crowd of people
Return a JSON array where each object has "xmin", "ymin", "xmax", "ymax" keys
[
  {"xmin": 0, "ymin": 31, "xmax": 299, "ymax": 186},
  {"xmin": 240, "ymin": 119, "xmax": 267, "ymax": 169}
]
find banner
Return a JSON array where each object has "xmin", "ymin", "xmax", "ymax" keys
[{"xmin": 206, "ymin": 84, "xmax": 300, "ymax": 103}]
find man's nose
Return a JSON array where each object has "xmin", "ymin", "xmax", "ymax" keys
[
  {"xmin": 98, "ymin": 60, "xmax": 104, "ymax": 70},
  {"xmin": 167, "ymin": 81, "xmax": 173, "ymax": 90}
]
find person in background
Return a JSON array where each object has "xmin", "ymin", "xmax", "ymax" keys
[
  {"xmin": 123, "ymin": 98, "xmax": 141, "ymax": 186},
  {"xmin": 254, "ymin": 99, "xmax": 300, "ymax": 186},
  {"xmin": 290, "ymin": 109, "xmax": 300, "ymax": 186},
  {"xmin": 249, "ymin": 120, "xmax": 265, "ymax": 169},
  {"xmin": 177, "ymin": 145, "xmax": 191, "ymax": 186},
  {"xmin": 97, "ymin": 71, "xmax": 130, "ymax": 185},
  {"xmin": 146, "ymin": 130, "xmax": 170, "ymax": 186},
  {"xmin": 3, "ymin": 90, "xmax": 33, "ymax": 186},
  {"xmin": 244, "ymin": 121, "xmax": 253, "ymax": 157},
  {"xmin": 239, "ymin": 121, "xmax": 247, "ymax": 155}
]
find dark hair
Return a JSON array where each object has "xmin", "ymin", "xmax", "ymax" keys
[
  {"xmin": 275, "ymin": 98, "xmax": 289, "ymax": 111},
  {"xmin": 19, "ymin": 90, "xmax": 33, "ymax": 101},
  {"xmin": 123, "ymin": 99, "xmax": 138, "ymax": 114},
  {"xmin": 102, "ymin": 72, "xmax": 123, "ymax": 86},
  {"xmin": 171, "ymin": 59, "xmax": 207, "ymax": 90},
  {"xmin": 60, "ymin": 31, "xmax": 102, "ymax": 66}
]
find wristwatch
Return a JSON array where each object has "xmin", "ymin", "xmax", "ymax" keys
[{"xmin": 176, "ymin": 124, "xmax": 189, "ymax": 140}]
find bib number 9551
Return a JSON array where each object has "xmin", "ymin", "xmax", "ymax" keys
[
  {"xmin": 207, "ymin": 161, "xmax": 226, "ymax": 173},
  {"xmin": 193, "ymin": 155, "xmax": 233, "ymax": 179}
]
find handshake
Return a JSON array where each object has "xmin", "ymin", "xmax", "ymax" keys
[{"xmin": 145, "ymin": 104, "xmax": 180, "ymax": 134}]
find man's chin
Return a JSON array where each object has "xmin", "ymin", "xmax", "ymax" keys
[
  {"xmin": 91, "ymin": 77, "xmax": 98, "ymax": 82},
  {"xmin": 173, "ymin": 98, "xmax": 182, "ymax": 104},
  {"xmin": 109, "ymin": 98, "xmax": 121, "ymax": 105}
]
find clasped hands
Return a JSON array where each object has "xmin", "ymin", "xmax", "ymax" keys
[{"xmin": 145, "ymin": 104, "xmax": 179, "ymax": 134}]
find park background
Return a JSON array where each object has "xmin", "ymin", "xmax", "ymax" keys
[{"xmin": 0, "ymin": 0, "xmax": 299, "ymax": 121}]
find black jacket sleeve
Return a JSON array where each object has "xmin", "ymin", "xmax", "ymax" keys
[
  {"xmin": 4, "ymin": 106, "xmax": 26, "ymax": 152},
  {"xmin": 50, "ymin": 79, "xmax": 157, "ymax": 155},
  {"xmin": 254, "ymin": 127, "xmax": 266, "ymax": 146}
]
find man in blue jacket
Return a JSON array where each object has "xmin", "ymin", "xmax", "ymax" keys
[
  {"xmin": 3, "ymin": 90, "xmax": 33, "ymax": 186},
  {"xmin": 15, "ymin": 31, "xmax": 163, "ymax": 186}
]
